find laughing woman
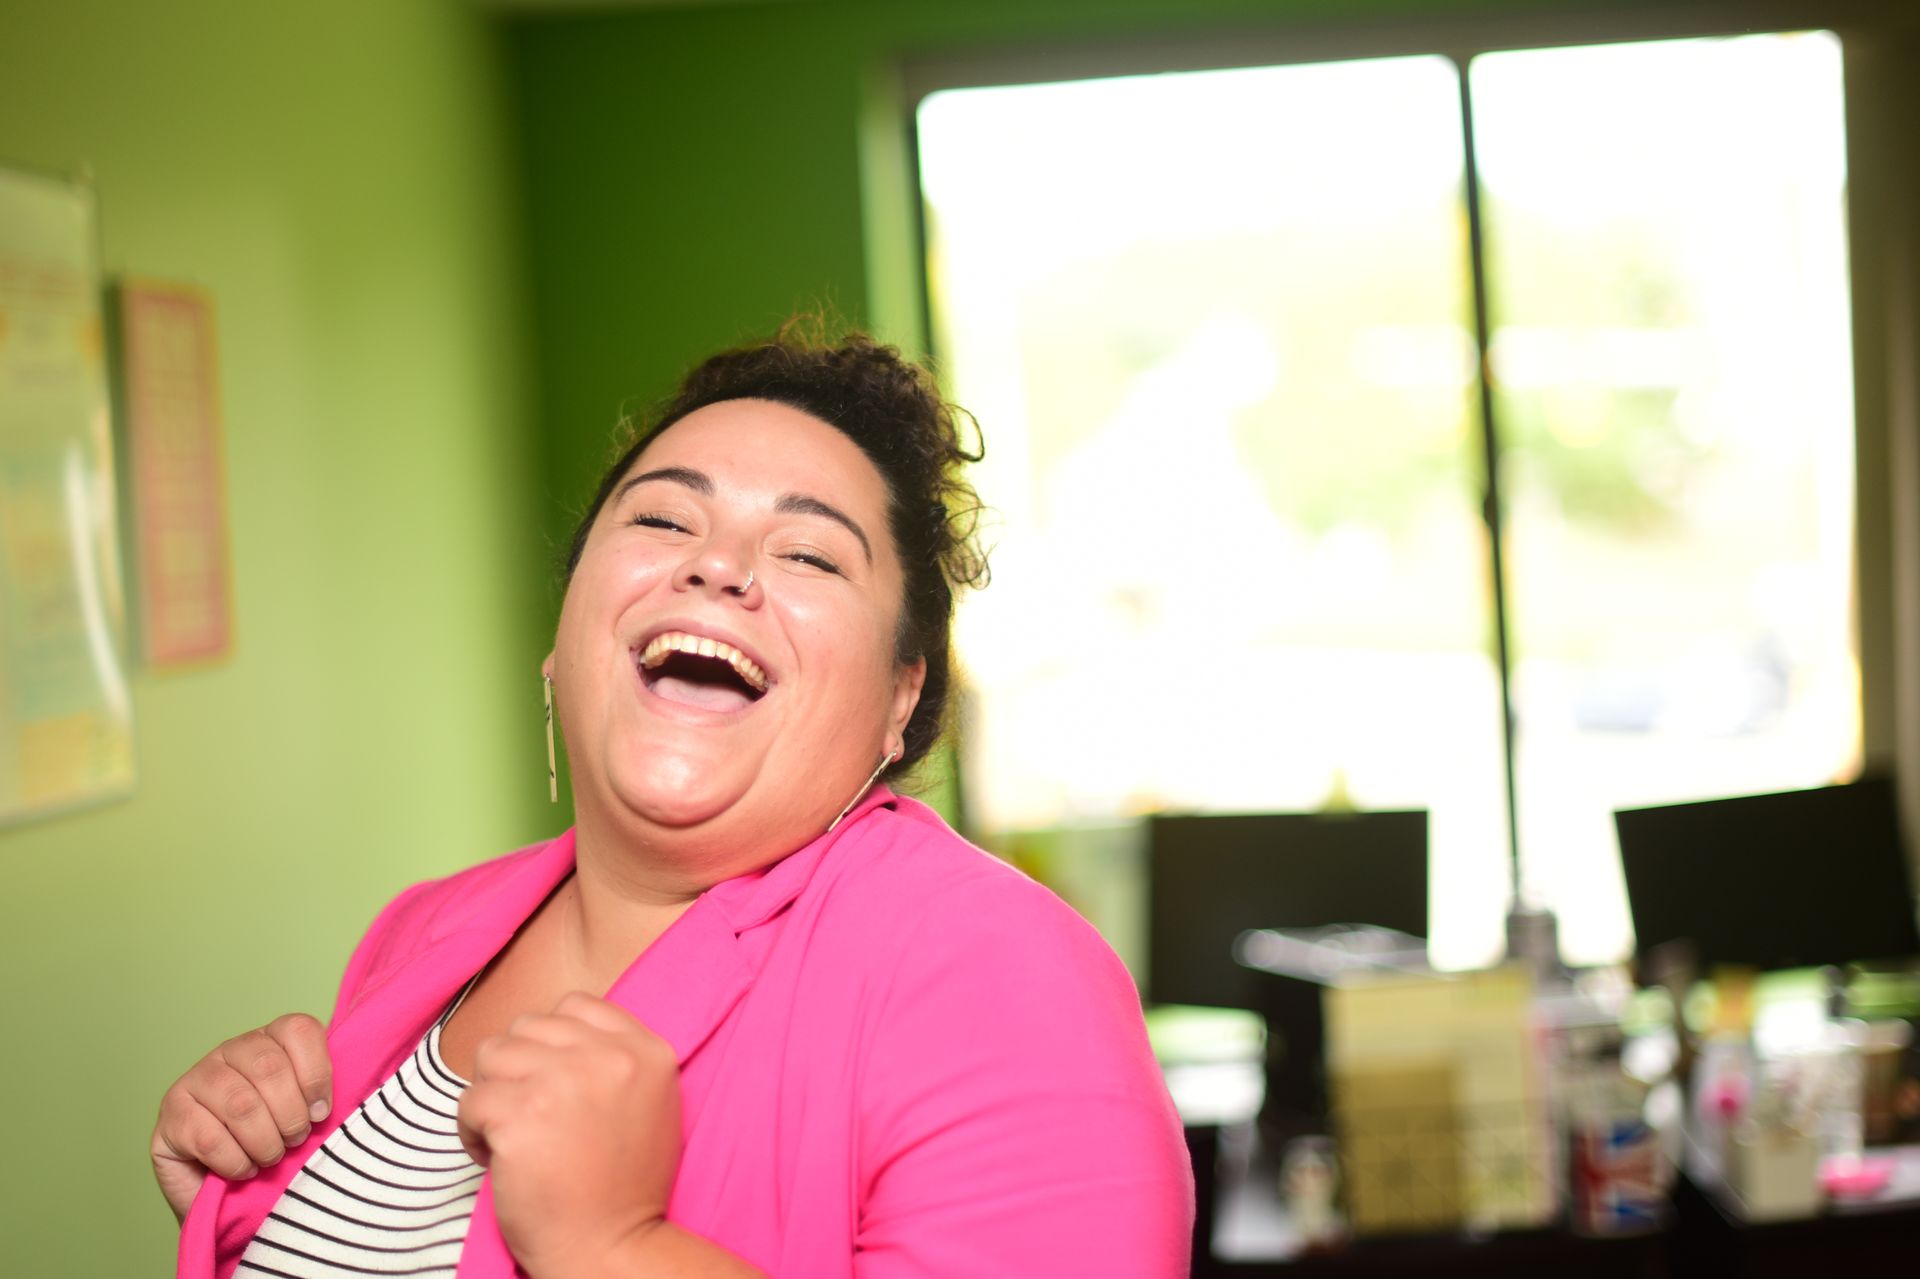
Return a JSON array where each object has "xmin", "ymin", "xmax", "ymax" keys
[{"xmin": 154, "ymin": 331, "xmax": 1194, "ymax": 1278}]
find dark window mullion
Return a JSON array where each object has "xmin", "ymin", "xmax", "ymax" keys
[{"xmin": 1454, "ymin": 54, "xmax": 1524, "ymax": 910}]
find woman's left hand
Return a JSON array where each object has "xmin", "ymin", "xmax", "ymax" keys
[{"xmin": 457, "ymin": 991, "xmax": 681, "ymax": 1276}]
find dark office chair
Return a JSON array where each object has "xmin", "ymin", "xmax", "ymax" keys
[{"xmin": 1147, "ymin": 810, "xmax": 1429, "ymax": 1140}]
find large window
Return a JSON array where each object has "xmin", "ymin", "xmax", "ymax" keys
[
  {"xmin": 917, "ymin": 30, "xmax": 1856, "ymax": 968},
  {"xmin": 1474, "ymin": 35, "xmax": 1857, "ymax": 964}
]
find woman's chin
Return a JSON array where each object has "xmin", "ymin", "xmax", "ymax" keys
[
  {"xmin": 587, "ymin": 739, "xmax": 844, "ymax": 850},
  {"xmin": 616, "ymin": 783, "xmax": 739, "ymax": 831},
  {"xmin": 600, "ymin": 754, "xmax": 754, "ymax": 833}
]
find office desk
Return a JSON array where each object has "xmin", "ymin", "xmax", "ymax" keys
[
  {"xmin": 1190, "ymin": 1122, "xmax": 1667, "ymax": 1277},
  {"xmin": 1207, "ymin": 1230, "xmax": 1666, "ymax": 1278},
  {"xmin": 1667, "ymin": 1148, "xmax": 1920, "ymax": 1275},
  {"xmin": 1191, "ymin": 1123, "xmax": 1920, "ymax": 1276}
]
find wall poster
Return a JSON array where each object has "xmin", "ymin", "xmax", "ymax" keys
[
  {"xmin": 0, "ymin": 164, "xmax": 134, "ymax": 824},
  {"xmin": 120, "ymin": 281, "xmax": 231, "ymax": 668}
]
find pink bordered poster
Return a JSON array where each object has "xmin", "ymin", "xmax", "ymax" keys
[{"xmin": 120, "ymin": 280, "xmax": 232, "ymax": 667}]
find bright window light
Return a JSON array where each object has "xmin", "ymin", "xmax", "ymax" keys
[
  {"xmin": 916, "ymin": 30, "xmax": 1858, "ymax": 973},
  {"xmin": 1474, "ymin": 31, "xmax": 1857, "ymax": 965}
]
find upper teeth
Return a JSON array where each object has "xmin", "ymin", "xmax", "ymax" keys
[{"xmin": 638, "ymin": 631, "xmax": 768, "ymax": 692}]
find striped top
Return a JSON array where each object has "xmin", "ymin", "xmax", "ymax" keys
[{"xmin": 236, "ymin": 1001, "xmax": 480, "ymax": 1277}]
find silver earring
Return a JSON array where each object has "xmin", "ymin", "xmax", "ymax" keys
[
  {"xmin": 543, "ymin": 674, "xmax": 558, "ymax": 803},
  {"xmin": 827, "ymin": 748, "xmax": 900, "ymax": 833}
]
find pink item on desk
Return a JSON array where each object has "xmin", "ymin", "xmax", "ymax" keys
[{"xmin": 1821, "ymin": 1155, "xmax": 1894, "ymax": 1200}]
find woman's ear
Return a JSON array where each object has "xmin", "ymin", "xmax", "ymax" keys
[{"xmin": 887, "ymin": 658, "xmax": 928, "ymax": 755}]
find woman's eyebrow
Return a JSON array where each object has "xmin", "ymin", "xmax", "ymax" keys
[
  {"xmin": 776, "ymin": 493, "xmax": 873, "ymax": 564},
  {"xmin": 612, "ymin": 466, "xmax": 712, "ymax": 505}
]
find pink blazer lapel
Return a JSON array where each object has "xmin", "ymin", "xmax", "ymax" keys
[
  {"xmin": 182, "ymin": 800, "xmax": 892, "ymax": 1279},
  {"xmin": 179, "ymin": 834, "xmax": 578, "ymax": 1279},
  {"xmin": 598, "ymin": 788, "xmax": 897, "ymax": 1068},
  {"xmin": 604, "ymin": 898, "xmax": 755, "ymax": 1063},
  {"xmin": 456, "ymin": 892, "xmax": 757, "ymax": 1277},
  {"xmin": 327, "ymin": 834, "xmax": 578, "ymax": 1118}
]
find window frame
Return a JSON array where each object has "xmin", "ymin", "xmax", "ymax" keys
[{"xmin": 876, "ymin": 0, "xmax": 1920, "ymax": 891}]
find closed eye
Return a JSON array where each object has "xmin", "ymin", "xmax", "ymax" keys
[
  {"xmin": 785, "ymin": 550, "xmax": 842, "ymax": 575},
  {"xmin": 632, "ymin": 513, "xmax": 688, "ymax": 533}
]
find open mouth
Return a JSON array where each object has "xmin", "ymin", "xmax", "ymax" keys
[{"xmin": 635, "ymin": 631, "xmax": 769, "ymax": 713}]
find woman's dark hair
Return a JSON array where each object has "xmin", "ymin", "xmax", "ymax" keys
[{"xmin": 565, "ymin": 322, "xmax": 988, "ymax": 778}]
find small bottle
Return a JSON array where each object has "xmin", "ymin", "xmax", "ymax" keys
[{"xmin": 1280, "ymin": 1135, "xmax": 1346, "ymax": 1253}]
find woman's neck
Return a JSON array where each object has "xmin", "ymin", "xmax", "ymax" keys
[
  {"xmin": 562, "ymin": 784, "xmax": 858, "ymax": 979},
  {"xmin": 564, "ymin": 824, "xmax": 710, "ymax": 985}
]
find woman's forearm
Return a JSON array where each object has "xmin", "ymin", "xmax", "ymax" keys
[{"xmin": 545, "ymin": 1220, "xmax": 768, "ymax": 1279}]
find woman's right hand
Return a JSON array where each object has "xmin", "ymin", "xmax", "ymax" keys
[{"xmin": 150, "ymin": 1013, "xmax": 334, "ymax": 1223}]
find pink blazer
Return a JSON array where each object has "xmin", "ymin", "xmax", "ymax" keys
[{"xmin": 176, "ymin": 791, "xmax": 1194, "ymax": 1277}]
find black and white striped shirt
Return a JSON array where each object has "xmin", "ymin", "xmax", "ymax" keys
[{"xmin": 236, "ymin": 1003, "xmax": 481, "ymax": 1277}]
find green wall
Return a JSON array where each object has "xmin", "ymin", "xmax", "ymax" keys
[
  {"xmin": 507, "ymin": 0, "xmax": 1633, "ymax": 561},
  {"xmin": 0, "ymin": 1, "xmax": 550, "ymax": 1271}
]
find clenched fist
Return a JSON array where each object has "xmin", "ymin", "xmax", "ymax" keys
[
  {"xmin": 151, "ymin": 1013, "xmax": 333, "ymax": 1222},
  {"xmin": 457, "ymin": 991, "xmax": 682, "ymax": 1275}
]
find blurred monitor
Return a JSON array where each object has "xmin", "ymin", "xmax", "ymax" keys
[
  {"xmin": 1616, "ymin": 777, "xmax": 1920, "ymax": 971},
  {"xmin": 1147, "ymin": 810, "xmax": 1427, "ymax": 1009}
]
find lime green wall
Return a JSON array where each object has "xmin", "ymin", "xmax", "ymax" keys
[{"xmin": 0, "ymin": 1, "xmax": 550, "ymax": 1271}]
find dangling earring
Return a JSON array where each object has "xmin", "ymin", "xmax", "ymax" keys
[
  {"xmin": 827, "ymin": 748, "xmax": 900, "ymax": 834},
  {"xmin": 543, "ymin": 673, "xmax": 558, "ymax": 803}
]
